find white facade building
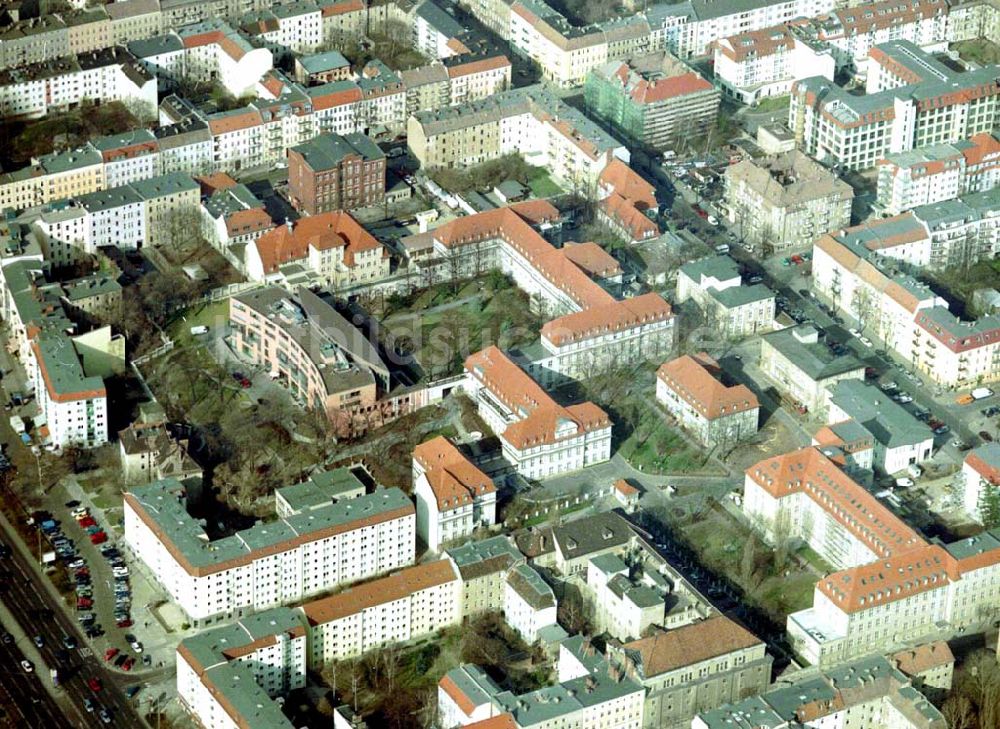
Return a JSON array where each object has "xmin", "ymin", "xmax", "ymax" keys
[
  {"xmin": 503, "ymin": 563, "xmax": 558, "ymax": 643},
  {"xmin": 961, "ymin": 443, "xmax": 1000, "ymax": 524},
  {"xmin": 413, "ymin": 436, "xmax": 497, "ymax": 552},
  {"xmin": 124, "ymin": 479, "xmax": 415, "ymax": 625}
]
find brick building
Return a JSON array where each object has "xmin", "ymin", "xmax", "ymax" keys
[{"xmin": 287, "ymin": 132, "xmax": 386, "ymax": 214}]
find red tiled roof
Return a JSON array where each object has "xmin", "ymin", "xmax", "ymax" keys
[
  {"xmin": 413, "ymin": 436, "xmax": 494, "ymax": 511},
  {"xmin": 253, "ymin": 210, "xmax": 382, "ymax": 274},
  {"xmin": 657, "ymin": 353, "xmax": 759, "ymax": 420}
]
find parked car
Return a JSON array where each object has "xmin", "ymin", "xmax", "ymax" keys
[
  {"xmin": 77, "ymin": 613, "xmax": 94, "ymax": 623},
  {"xmin": 122, "ymin": 657, "xmax": 134, "ymax": 672},
  {"xmin": 895, "ymin": 478, "xmax": 914, "ymax": 488},
  {"xmin": 105, "ymin": 648, "xmax": 119, "ymax": 662},
  {"xmin": 114, "ymin": 654, "xmax": 128, "ymax": 668},
  {"xmin": 980, "ymin": 430, "xmax": 994, "ymax": 442},
  {"xmin": 99, "ymin": 708, "xmax": 112, "ymax": 725},
  {"xmin": 130, "ymin": 640, "xmax": 143, "ymax": 653},
  {"xmin": 32, "ymin": 635, "xmax": 43, "ymax": 648},
  {"xmin": 87, "ymin": 677, "xmax": 102, "ymax": 692},
  {"xmin": 21, "ymin": 660, "xmax": 33, "ymax": 673},
  {"xmin": 849, "ymin": 328, "xmax": 861, "ymax": 338},
  {"xmin": 934, "ymin": 425, "xmax": 950, "ymax": 435},
  {"xmin": 84, "ymin": 698, "xmax": 95, "ymax": 713}
]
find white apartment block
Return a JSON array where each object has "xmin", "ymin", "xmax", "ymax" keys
[
  {"xmin": 177, "ymin": 19, "xmax": 273, "ymax": 97},
  {"xmin": 876, "ymin": 132, "xmax": 1000, "ymax": 214},
  {"xmin": 177, "ymin": 608, "xmax": 306, "ymax": 729},
  {"xmin": 826, "ymin": 380, "xmax": 934, "ymax": 475},
  {"xmin": 791, "ymin": 41, "xmax": 1000, "ymax": 170},
  {"xmin": 107, "ymin": 0, "xmax": 164, "ymax": 45},
  {"xmin": 93, "ymin": 129, "xmax": 161, "ymax": 188},
  {"xmin": 961, "ymin": 443, "xmax": 1000, "ymax": 524},
  {"xmin": 0, "ymin": 146, "xmax": 106, "ymax": 213},
  {"xmin": 743, "ymin": 446, "xmax": 1000, "ymax": 667},
  {"xmin": 242, "ymin": 3, "xmax": 324, "ymax": 56},
  {"xmin": 503, "ymin": 563, "xmax": 558, "ymax": 644},
  {"xmin": 656, "ymin": 0, "xmax": 836, "ymax": 59},
  {"xmin": 0, "ymin": 47, "xmax": 157, "ymax": 122},
  {"xmin": 31, "ymin": 334, "xmax": 108, "ymax": 449},
  {"xmin": 301, "ymin": 560, "xmax": 462, "ymax": 667},
  {"xmin": 124, "ymin": 479, "xmax": 415, "ymax": 625},
  {"xmin": 445, "ymin": 535, "xmax": 526, "ymax": 618},
  {"xmin": 812, "ymin": 193, "xmax": 1000, "ymax": 387},
  {"xmin": 465, "ymin": 346, "xmax": 612, "ymax": 480},
  {"xmin": 804, "ymin": 0, "xmax": 950, "ymax": 71},
  {"xmin": 713, "ymin": 24, "xmax": 835, "ymax": 104},
  {"xmin": 656, "ymin": 353, "xmax": 759, "ymax": 449},
  {"xmin": 439, "ymin": 660, "xmax": 645, "ymax": 729},
  {"xmin": 676, "ymin": 255, "xmax": 775, "ymax": 337},
  {"xmin": 413, "ymin": 436, "xmax": 497, "ymax": 552},
  {"xmin": 586, "ymin": 553, "xmax": 665, "ymax": 642}
]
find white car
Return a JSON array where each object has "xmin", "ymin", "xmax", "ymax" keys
[
  {"xmin": 895, "ymin": 478, "xmax": 914, "ymax": 488},
  {"xmin": 849, "ymin": 328, "xmax": 861, "ymax": 338},
  {"xmin": 859, "ymin": 336, "xmax": 873, "ymax": 347},
  {"xmin": 130, "ymin": 640, "xmax": 143, "ymax": 654},
  {"xmin": 20, "ymin": 660, "xmax": 32, "ymax": 673},
  {"xmin": 896, "ymin": 394, "xmax": 913, "ymax": 404},
  {"xmin": 706, "ymin": 215, "xmax": 720, "ymax": 226},
  {"xmin": 880, "ymin": 381, "xmax": 897, "ymax": 391}
]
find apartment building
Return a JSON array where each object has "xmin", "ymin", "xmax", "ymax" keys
[
  {"xmin": 31, "ymin": 332, "xmax": 109, "ymax": 449},
  {"xmin": 609, "ymin": 615, "xmax": 771, "ymax": 729},
  {"xmin": 0, "ymin": 47, "xmax": 157, "ymax": 122},
  {"xmin": 287, "ymin": 132, "xmax": 386, "ymax": 214},
  {"xmin": 119, "ymin": 417, "xmax": 201, "ymax": 487},
  {"xmin": 584, "ymin": 51, "xmax": 719, "ymax": 151},
  {"xmin": 92, "ymin": 129, "xmax": 160, "ymax": 188},
  {"xmin": 890, "ymin": 641, "xmax": 955, "ymax": 703},
  {"xmin": 413, "ymin": 436, "xmax": 497, "ymax": 552},
  {"xmin": 827, "ymin": 380, "xmax": 934, "ymax": 474},
  {"xmin": 445, "ymin": 535, "xmax": 525, "ymax": 617},
  {"xmin": 744, "ymin": 446, "xmax": 1000, "ymax": 666},
  {"xmin": 465, "ymin": 346, "xmax": 612, "ymax": 480},
  {"xmin": 177, "ymin": 608, "xmax": 306, "ymax": 729},
  {"xmin": 240, "ymin": 2, "xmax": 323, "ymax": 55},
  {"xmin": 198, "ymin": 174, "xmax": 274, "ymax": 256},
  {"xmin": 246, "ymin": 211, "xmax": 388, "ymax": 289},
  {"xmin": 759, "ymin": 325, "xmax": 865, "ymax": 415},
  {"xmin": 294, "ymin": 50, "xmax": 351, "ymax": 84},
  {"xmin": 596, "ymin": 159, "xmax": 661, "ymax": 243},
  {"xmin": 586, "ymin": 553, "xmax": 664, "ymax": 641},
  {"xmin": 503, "ymin": 563, "xmax": 559, "ymax": 643},
  {"xmin": 301, "ymin": 560, "xmax": 462, "ymax": 666},
  {"xmin": 962, "ymin": 443, "xmax": 1000, "ymax": 524},
  {"xmin": 403, "ymin": 203, "xmax": 674, "ymax": 383},
  {"xmin": 408, "ymin": 85, "xmax": 627, "ymax": 190},
  {"xmin": 273, "ymin": 468, "xmax": 366, "ymax": 519},
  {"xmin": 676, "ymin": 256, "xmax": 776, "ymax": 337},
  {"xmin": 124, "ymin": 478, "xmax": 415, "ymax": 625},
  {"xmin": 811, "ymin": 197, "xmax": 1000, "ymax": 387},
  {"xmin": 518, "ymin": 511, "xmax": 636, "ymax": 576},
  {"xmin": 695, "ymin": 655, "xmax": 946, "ymax": 729},
  {"xmin": 656, "ymin": 353, "xmax": 759, "ymax": 449},
  {"xmin": 713, "ymin": 23, "xmax": 835, "ymax": 104},
  {"xmin": 229, "ymin": 287, "xmax": 390, "ymax": 427},
  {"xmin": 791, "ymin": 41, "xmax": 1000, "ymax": 170},
  {"xmin": 0, "ymin": 146, "xmax": 105, "ymax": 213},
  {"xmin": 876, "ymin": 131, "xmax": 1000, "ymax": 214},
  {"xmin": 655, "ymin": 0, "xmax": 837, "ymax": 59},
  {"xmin": 439, "ymin": 659, "xmax": 644, "ymax": 729},
  {"xmin": 811, "ymin": 419, "xmax": 876, "ymax": 481},
  {"xmin": 0, "ymin": 16, "xmax": 70, "ymax": 69},
  {"xmin": 723, "ymin": 151, "xmax": 853, "ymax": 252},
  {"xmin": 107, "ymin": 0, "xmax": 164, "ymax": 45}
]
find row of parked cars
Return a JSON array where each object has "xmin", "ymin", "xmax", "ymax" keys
[{"xmin": 67, "ymin": 503, "xmax": 135, "ymax": 633}]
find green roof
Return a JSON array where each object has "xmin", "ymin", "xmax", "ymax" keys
[
  {"xmin": 298, "ymin": 50, "xmax": 349, "ymax": 73},
  {"xmin": 127, "ymin": 479, "xmax": 411, "ymax": 570},
  {"xmin": 37, "ymin": 147, "xmax": 102, "ymax": 174},
  {"xmin": 943, "ymin": 528, "xmax": 1000, "ymax": 561},
  {"xmin": 679, "ymin": 255, "xmax": 740, "ymax": 284},
  {"xmin": 828, "ymin": 380, "xmax": 933, "ymax": 449},
  {"xmin": 62, "ymin": 275, "xmax": 121, "ymax": 302},
  {"xmin": 445, "ymin": 535, "xmax": 523, "ymax": 578},
  {"xmin": 589, "ymin": 552, "xmax": 627, "ymax": 575},
  {"xmin": 291, "ymin": 132, "xmax": 384, "ymax": 171},
  {"xmin": 90, "ymin": 129, "xmax": 157, "ymax": 152},
  {"xmin": 34, "ymin": 332, "xmax": 104, "ymax": 399},
  {"xmin": 276, "ymin": 468, "xmax": 366, "ymax": 512},
  {"xmin": 129, "ymin": 171, "xmax": 199, "ymax": 200},
  {"xmin": 762, "ymin": 326, "xmax": 865, "ymax": 381},
  {"xmin": 710, "ymin": 283, "xmax": 774, "ymax": 309}
]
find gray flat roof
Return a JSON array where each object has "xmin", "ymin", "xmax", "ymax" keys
[
  {"xmin": 828, "ymin": 380, "xmax": 933, "ymax": 448},
  {"xmin": 762, "ymin": 326, "xmax": 865, "ymax": 381}
]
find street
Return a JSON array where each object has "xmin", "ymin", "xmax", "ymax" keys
[{"xmin": 0, "ymin": 509, "xmax": 143, "ymax": 728}]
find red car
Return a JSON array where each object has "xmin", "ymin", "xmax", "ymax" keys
[
  {"xmin": 78, "ymin": 517, "xmax": 97, "ymax": 528},
  {"xmin": 87, "ymin": 678, "xmax": 102, "ymax": 692},
  {"xmin": 77, "ymin": 599, "xmax": 92, "ymax": 609},
  {"xmin": 122, "ymin": 658, "xmax": 134, "ymax": 672},
  {"xmin": 89, "ymin": 532, "xmax": 107, "ymax": 544},
  {"xmin": 116, "ymin": 619, "xmax": 133, "ymax": 628},
  {"xmin": 791, "ymin": 254, "xmax": 804, "ymax": 264},
  {"xmin": 693, "ymin": 206, "xmax": 708, "ymax": 219},
  {"xmin": 239, "ymin": 378, "xmax": 251, "ymax": 389},
  {"xmin": 104, "ymin": 648, "xmax": 119, "ymax": 662}
]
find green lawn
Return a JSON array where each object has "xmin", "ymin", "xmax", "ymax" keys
[
  {"xmin": 527, "ymin": 169, "xmax": 563, "ymax": 198},
  {"xmin": 752, "ymin": 95, "xmax": 790, "ymax": 113},
  {"xmin": 797, "ymin": 545, "xmax": 835, "ymax": 575},
  {"xmin": 169, "ymin": 298, "xmax": 230, "ymax": 348},
  {"xmin": 618, "ymin": 420, "xmax": 716, "ymax": 474},
  {"xmin": 953, "ymin": 39, "xmax": 1000, "ymax": 66}
]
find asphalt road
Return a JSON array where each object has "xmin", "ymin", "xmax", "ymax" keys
[
  {"xmin": 0, "ymin": 520, "xmax": 143, "ymax": 728},
  {"xmin": 0, "ymin": 633, "xmax": 74, "ymax": 729}
]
